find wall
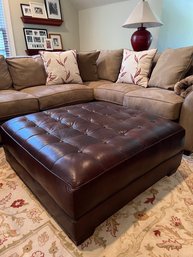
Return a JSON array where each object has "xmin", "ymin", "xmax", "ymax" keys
[
  {"xmin": 8, "ymin": 0, "xmax": 193, "ymax": 55},
  {"xmin": 79, "ymin": 0, "xmax": 163, "ymax": 51},
  {"xmin": 158, "ymin": 0, "xmax": 193, "ymax": 51},
  {"xmin": 8, "ymin": 0, "xmax": 79, "ymax": 55}
]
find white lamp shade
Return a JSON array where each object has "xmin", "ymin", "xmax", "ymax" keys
[{"xmin": 122, "ymin": 0, "xmax": 163, "ymax": 28}]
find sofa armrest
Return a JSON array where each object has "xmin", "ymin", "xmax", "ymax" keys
[{"xmin": 179, "ymin": 91, "xmax": 193, "ymax": 152}]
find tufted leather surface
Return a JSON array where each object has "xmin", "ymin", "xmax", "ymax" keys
[{"xmin": 1, "ymin": 101, "xmax": 185, "ymax": 220}]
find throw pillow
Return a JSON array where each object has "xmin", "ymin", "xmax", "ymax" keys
[
  {"xmin": 97, "ymin": 49, "xmax": 123, "ymax": 82},
  {"xmin": 40, "ymin": 50, "xmax": 82, "ymax": 85},
  {"xmin": 6, "ymin": 55, "xmax": 46, "ymax": 90},
  {"xmin": 77, "ymin": 51, "xmax": 100, "ymax": 81},
  {"xmin": 116, "ymin": 48, "xmax": 157, "ymax": 87},
  {"xmin": 148, "ymin": 46, "xmax": 193, "ymax": 90}
]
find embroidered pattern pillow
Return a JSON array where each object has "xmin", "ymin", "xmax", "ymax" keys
[
  {"xmin": 40, "ymin": 50, "xmax": 82, "ymax": 85},
  {"xmin": 116, "ymin": 48, "xmax": 157, "ymax": 87}
]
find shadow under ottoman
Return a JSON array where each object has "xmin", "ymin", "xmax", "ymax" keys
[{"xmin": 1, "ymin": 101, "xmax": 185, "ymax": 245}]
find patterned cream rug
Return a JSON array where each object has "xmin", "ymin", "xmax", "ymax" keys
[{"xmin": 0, "ymin": 148, "xmax": 193, "ymax": 257}]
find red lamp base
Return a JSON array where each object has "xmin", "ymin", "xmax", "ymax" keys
[{"xmin": 131, "ymin": 27, "xmax": 152, "ymax": 51}]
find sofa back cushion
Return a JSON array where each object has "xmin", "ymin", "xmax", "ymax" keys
[
  {"xmin": 97, "ymin": 49, "xmax": 123, "ymax": 82},
  {"xmin": 150, "ymin": 52, "xmax": 161, "ymax": 76},
  {"xmin": 148, "ymin": 46, "xmax": 193, "ymax": 90},
  {"xmin": 6, "ymin": 55, "xmax": 47, "ymax": 90},
  {"xmin": 0, "ymin": 55, "xmax": 12, "ymax": 90},
  {"xmin": 77, "ymin": 51, "xmax": 100, "ymax": 82}
]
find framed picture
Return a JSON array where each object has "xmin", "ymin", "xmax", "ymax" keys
[
  {"xmin": 44, "ymin": 39, "xmax": 53, "ymax": 50},
  {"xmin": 44, "ymin": 0, "xmax": 62, "ymax": 20},
  {"xmin": 30, "ymin": 2, "xmax": 48, "ymax": 19},
  {"xmin": 23, "ymin": 28, "xmax": 48, "ymax": 50},
  {"xmin": 20, "ymin": 4, "xmax": 32, "ymax": 17},
  {"xmin": 49, "ymin": 33, "xmax": 63, "ymax": 50}
]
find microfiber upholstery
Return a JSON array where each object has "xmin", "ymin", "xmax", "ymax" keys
[
  {"xmin": 148, "ymin": 46, "xmax": 193, "ymax": 89},
  {"xmin": 77, "ymin": 51, "xmax": 100, "ymax": 81},
  {"xmin": 0, "ymin": 90, "xmax": 38, "ymax": 121},
  {"xmin": 21, "ymin": 84, "xmax": 94, "ymax": 110},
  {"xmin": 123, "ymin": 88, "xmax": 184, "ymax": 120},
  {"xmin": 97, "ymin": 49, "xmax": 123, "ymax": 82},
  {"xmin": 0, "ymin": 55, "xmax": 12, "ymax": 90},
  {"xmin": 94, "ymin": 83, "xmax": 141, "ymax": 104},
  {"xmin": 6, "ymin": 56, "xmax": 46, "ymax": 90}
]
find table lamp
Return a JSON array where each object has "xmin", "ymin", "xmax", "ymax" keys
[{"xmin": 122, "ymin": 0, "xmax": 163, "ymax": 51}]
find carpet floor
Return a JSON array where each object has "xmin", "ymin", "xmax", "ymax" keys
[{"xmin": 0, "ymin": 148, "xmax": 193, "ymax": 257}]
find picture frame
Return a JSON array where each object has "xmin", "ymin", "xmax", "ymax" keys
[
  {"xmin": 49, "ymin": 33, "xmax": 63, "ymax": 50},
  {"xmin": 44, "ymin": 0, "xmax": 62, "ymax": 20},
  {"xmin": 23, "ymin": 28, "xmax": 48, "ymax": 50},
  {"xmin": 30, "ymin": 2, "xmax": 48, "ymax": 19},
  {"xmin": 20, "ymin": 4, "xmax": 32, "ymax": 17},
  {"xmin": 44, "ymin": 38, "xmax": 53, "ymax": 50}
]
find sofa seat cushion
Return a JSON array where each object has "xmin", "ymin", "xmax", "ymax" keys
[
  {"xmin": 94, "ymin": 83, "xmax": 141, "ymax": 104},
  {"xmin": 21, "ymin": 84, "xmax": 94, "ymax": 110},
  {"xmin": 0, "ymin": 90, "xmax": 39, "ymax": 121},
  {"xmin": 84, "ymin": 80, "xmax": 111, "ymax": 88},
  {"xmin": 123, "ymin": 88, "xmax": 184, "ymax": 120}
]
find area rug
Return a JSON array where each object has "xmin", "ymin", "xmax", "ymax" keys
[{"xmin": 0, "ymin": 149, "xmax": 193, "ymax": 257}]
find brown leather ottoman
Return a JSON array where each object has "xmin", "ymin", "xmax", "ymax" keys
[{"xmin": 1, "ymin": 101, "xmax": 185, "ymax": 245}]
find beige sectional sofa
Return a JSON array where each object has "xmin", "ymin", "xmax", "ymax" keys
[{"xmin": 0, "ymin": 47, "xmax": 193, "ymax": 153}]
